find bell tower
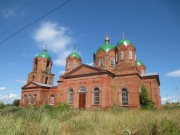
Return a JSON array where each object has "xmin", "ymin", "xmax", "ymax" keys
[{"xmin": 27, "ymin": 49, "xmax": 54, "ymax": 85}]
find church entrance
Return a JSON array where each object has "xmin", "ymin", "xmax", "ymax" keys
[{"xmin": 78, "ymin": 87, "xmax": 86, "ymax": 109}]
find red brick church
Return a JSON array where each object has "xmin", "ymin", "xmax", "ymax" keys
[{"xmin": 20, "ymin": 35, "xmax": 161, "ymax": 109}]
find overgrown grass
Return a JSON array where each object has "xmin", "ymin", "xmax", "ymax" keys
[{"xmin": 0, "ymin": 105, "xmax": 180, "ymax": 135}]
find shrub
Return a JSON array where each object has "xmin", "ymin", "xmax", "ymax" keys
[
  {"xmin": 0, "ymin": 102, "xmax": 5, "ymax": 109},
  {"xmin": 140, "ymin": 85, "xmax": 154, "ymax": 109},
  {"xmin": 56, "ymin": 102, "xmax": 70, "ymax": 111},
  {"xmin": 12, "ymin": 99, "xmax": 20, "ymax": 106}
]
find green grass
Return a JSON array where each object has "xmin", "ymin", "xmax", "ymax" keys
[{"xmin": 0, "ymin": 105, "xmax": 180, "ymax": 135}]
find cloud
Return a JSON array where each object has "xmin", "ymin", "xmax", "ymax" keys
[
  {"xmin": 161, "ymin": 96, "xmax": 178, "ymax": 104},
  {"xmin": 166, "ymin": 70, "xmax": 180, "ymax": 77},
  {"xmin": 59, "ymin": 70, "xmax": 65, "ymax": 75},
  {"xmin": 86, "ymin": 62, "xmax": 94, "ymax": 66},
  {"xmin": 16, "ymin": 79, "xmax": 26, "ymax": 84},
  {"xmin": 1, "ymin": 9, "xmax": 14, "ymax": 18},
  {"xmin": 0, "ymin": 94, "xmax": 20, "ymax": 104},
  {"xmin": 33, "ymin": 22, "xmax": 73, "ymax": 66},
  {"xmin": 0, "ymin": 87, "xmax": 6, "ymax": 91}
]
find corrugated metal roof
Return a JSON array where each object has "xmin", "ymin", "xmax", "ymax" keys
[{"xmin": 141, "ymin": 72, "xmax": 158, "ymax": 77}]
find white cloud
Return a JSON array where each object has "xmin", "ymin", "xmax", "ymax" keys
[
  {"xmin": 0, "ymin": 94, "xmax": 20, "ymax": 104},
  {"xmin": 161, "ymin": 96, "xmax": 178, "ymax": 104},
  {"xmin": 33, "ymin": 22, "xmax": 73, "ymax": 66},
  {"xmin": 86, "ymin": 62, "xmax": 94, "ymax": 66},
  {"xmin": 166, "ymin": 70, "xmax": 180, "ymax": 77},
  {"xmin": 1, "ymin": 9, "xmax": 14, "ymax": 18},
  {"xmin": 0, "ymin": 87, "xmax": 6, "ymax": 91},
  {"xmin": 16, "ymin": 79, "xmax": 26, "ymax": 84},
  {"xmin": 59, "ymin": 70, "xmax": 65, "ymax": 75}
]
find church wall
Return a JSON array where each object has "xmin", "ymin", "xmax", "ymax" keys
[
  {"xmin": 142, "ymin": 78, "xmax": 161, "ymax": 108},
  {"xmin": 58, "ymin": 74, "xmax": 112, "ymax": 109},
  {"xmin": 113, "ymin": 75, "xmax": 142, "ymax": 108}
]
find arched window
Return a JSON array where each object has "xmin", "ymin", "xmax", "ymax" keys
[
  {"xmin": 67, "ymin": 62, "xmax": 70, "ymax": 70},
  {"xmin": 141, "ymin": 70, "xmax": 144, "ymax": 74},
  {"xmin": 28, "ymin": 94, "xmax": 32, "ymax": 104},
  {"xmin": 129, "ymin": 51, "xmax": 132, "ymax": 60},
  {"xmin": 50, "ymin": 95, "xmax": 54, "ymax": 105},
  {"xmin": 110, "ymin": 57, "xmax": 115, "ymax": 67},
  {"xmin": 99, "ymin": 58, "xmax": 104, "ymax": 68},
  {"xmin": 79, "ymin": 86, "xmax": 86, "ymax": 93},
  {"xmin": 120, "ymin": 52, "xmax": 124, "ymax": 60},
  {"xmin": 122, "ymin": 89, "xmax": 128, "ymax": 105},
  {"xmin": 33, "ymin": 95, "xmax": 37, "ymax": 105},
  {"xmin": 69, "ymin": 89, "xmax": 74, "ymax": 105},
  {"xmin": 94, "ymin": 88, "xmax": 100, "ymax": 105},
  {"xmin": 73, "ymin": 62, "xmax": 76, "ymax": 69},
  {"xmin": 23, "ymin": 95, "xmax": 26, "ymax": 105}
]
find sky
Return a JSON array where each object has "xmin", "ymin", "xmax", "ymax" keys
[{"xmin": 0, "ymin": 0, "xmax": 180, "ymax": 104}]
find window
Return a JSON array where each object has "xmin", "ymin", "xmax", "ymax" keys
[
  {"xmin": 141, "ymin": 70, "xmax": 144, "ymax": 74},
  {"xmin": 94, "ymin": 88, "xmax": 100, "ymax": 105},
  {"xmin": 122, "ymin": 89, "xmax": 128, "ymax": 105},
  {"xmin": 120, "ymin": 52, "xmax": 124, "ymax": 60},
  {"xmin": 115, "ymin": 54, "xmax": 118, "ymax": 62},
  {"xmin": 99, "ymin": 58, "xmax": 104, "ymax": 68},
  {"xmin": 67, "ymin": 62, "xmax": 70, "ymax": 70},
  {"xmin": 28, "ymin": 94, "xmax": 31, "ymax": 104},
  {"xmin": 73, "ymin": 62, "xmax": 76, "ymax": 69},
  {"xmin": 23, "ymin": 95, "xmax": 26, "ymax": 105},
  {"xmin": 45, "ymin": 77, "xmax": 48, "ymax": 84},
  {"xmin": 129, "ymin": 51, "xmax": 132, "ymax": 60},
  {"xmin": 110, "ymin": 57, "xmax": 115, "ymax": 67},
  {"xmin": 34, "ymin": 95, "xmax": 37, "ymax": 105},
  {"xmin": 50, "ymin": 95, "xmax": 54, "ymax": 105},
  {"xmin": 69, "ymin": 89, "xmax": 74, "ymax": 105}
]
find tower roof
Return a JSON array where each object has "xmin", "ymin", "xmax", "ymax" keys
[
  {"xmin": 116, "ymin": 39, "xmax": 133, "ymax": 47},
  {"xmin": 94, "ymin": 35, "xmax": 115, "ymax": 55},
  {"xmin": 68, "ymin": 51, "xmax": 81, "ymax": 59},
  {"xmin": 136, "ymin": 60, "xmax": 144, "ymax": 66},
  {"xmin": 37, "ymin": 49, "xmax": 51, "ymax": 60}
]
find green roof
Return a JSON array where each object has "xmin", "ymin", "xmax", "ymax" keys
[
  {"xmin": 116, "ymin": 39, "xmax": 132, "ymax": 47},
  {"xmin": 38, "ymin": 50, "xmax": 51, "ymax": 60},
  {"xmin": 136, "ymin": 60, "xmax": 144, "ymax": 66},
  {"xmin": 94, "ymin": 44, "xmax": 115, "ymax": 55},
  {"xmin": 68, "ymin": 51, "xmax": 81, "ymax": 59}
]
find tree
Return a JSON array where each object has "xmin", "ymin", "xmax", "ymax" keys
[
  {"xmin": 140, "ymin": 85, "xmax": 154, "ymax": 109},
  {"xmin": 12, "ymin": 99, "xmax": 20, "ymax": 106},
  {"xmin": 0, "ymin": 102, "xmax": 5, "ymax": 109}
]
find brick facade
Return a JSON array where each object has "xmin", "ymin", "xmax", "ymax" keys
[{"xmin": 20, "ymin": 37, "xmax": 161, "ymax": 109}]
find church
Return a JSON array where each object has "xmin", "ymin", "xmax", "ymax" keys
[{"xmin": 20, "ymin": 35, "xmax": 161, "ymax": 109}]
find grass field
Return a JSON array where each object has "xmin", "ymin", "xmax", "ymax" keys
[{"xmin": 0, "ymin": 104, "xmax": 179, "ymax": 135}]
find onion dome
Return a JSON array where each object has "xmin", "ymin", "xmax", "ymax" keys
[
  {"xmin": 116, "ymin": 39, "xmax": 132, "ymax": 47},
  {"xmin": 94, "ymin": 35, "xmax": 115, "ymax": 55},
  {"xmin": 38, "ymin": 49, "xmax": 51, "ymax": 60},
  {"xmin": 68, "ymin": 51, "xmax": 81, "ymax": 59},
  {"xmin": 136, "ymin": 60, "xmax": 144, "ymax": 66}
]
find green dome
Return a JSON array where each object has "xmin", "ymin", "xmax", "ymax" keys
[
  {"xmin": 116, "ymin": 39, "xmax": 132, "ymax": 47},
  {"xmin": 136, "ymin": 60, "xmax": 144, "ymax": 66},
  {"xmin": 38, "ymin": 50, "xmax": 51, "ymax": 60},
  {"xmin": 94, "ymin": 44, "xmax": 115, "ymax": 55},
  {"xmin": 68, "ymin": 51, "xmax": 81, "ymax": 59}
]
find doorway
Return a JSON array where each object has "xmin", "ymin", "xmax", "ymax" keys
[{"xmin": 78, "ymin": 87, "xmax": 86, "ymax": 109}]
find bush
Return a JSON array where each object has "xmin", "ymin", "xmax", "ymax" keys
[
  {"xmin": 56, "ymin": 102, "xmax": 70, "ymax": 111},
  {"xmin": 140, "ymin": 85, "xmax": 154, "ymax": 109},
  {"xmin": 0, "ymin": 102, "xmax": 5, "ymax": 109},
  {"xmin": 12, "ymin": 99, "xmax": 20, "ymax": 106}
]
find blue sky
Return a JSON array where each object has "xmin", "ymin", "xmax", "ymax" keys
[{"xmin": 0, "ymin": 0, "xmax": 180, "ymax": 104}]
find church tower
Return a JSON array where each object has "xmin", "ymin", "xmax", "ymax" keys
[
  {"xmin": 27, "ymin": 49, "xmax": 54, "ymax": 85},
  {"xmin": 94, "ymin": 35, "xmax": 115, "ymax": 71},
  {"xmin": 65, "ymin": 50, "xmax": 82, "ymax": 73}
]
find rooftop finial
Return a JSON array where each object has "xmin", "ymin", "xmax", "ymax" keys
[
  {"xmin": 122, "ymin": 31, "xmax": 125, "ymax": 39},
  {"xmin": 105, "ymin": 33, "xmax": 110, "ymax": 44},
  {"xmin": 44, "ymin": 44, "xmax": 47, "ymax": 52},
  {"xmin": 73, "ymin": 44, "xmax": 76, "ymax": 52}
]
